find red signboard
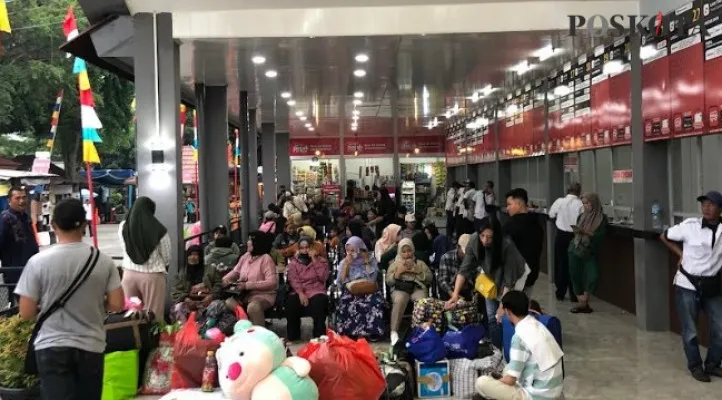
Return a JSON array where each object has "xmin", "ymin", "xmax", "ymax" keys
[
  {"xmin": 181, "ymin": 146, "xmax": 197, "ymax": 184},
  {"xmin": 398, "ymin": 136, "xmax": 445, "ymax": 154},
  {"xmin": 608, "ymin": 70, "xmax": 632, "ymax": 145},
  {"xmin": 642, "ymin": 36, "xmax": 672, "ymax": 141},
  {"xmin": 289, "ymin": 138, "xmax": 340, "ymax": 156},
  {"xmin": 344, "ymin": 137, "xmax": 393, "ymax": 155},
  {"xmin": 591, "ymin": 45, "xmax": 612, "ymax": 148},
  {"xmin": 704, "ymin": 1, "xmax": 722, "ymax": 134}
]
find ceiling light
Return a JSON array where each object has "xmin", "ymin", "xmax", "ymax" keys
[
  {"xmin": 481, "ymin": 84, "xmax": 494, "ymax": 96},
  {"xmin": 352, "ymin": 115, "xmax": 359, "ymax": 121},
  {"xmin": 603, "ymin": 60, "xmax": 624, "ymax": 75},
  {"xmin": 427, "ymin": 121, "xmax": 434, "ymax": 129},
  {"xmin": 352, "ymin": 110, "xmax": 360, "ymax": 116},
  {"xmin": 353, "ymin": 69, "xmax": 367, "ymax": 77},
  {"xmin": 295, "ymin": 111, "xmax": 304, "ymax": 117},
  {"xmin": 354, "ymin": 91, "xmax": 364, "ymax": 98},
  {"xmin": 315, "ymin": 150, "xmax": 321, "ymax": 156},
  {"xmin": 466, "ymin": 121, "xmax": 478, "ymax": 129},
  {"xmin": 477, "ymin": 117, "xmax": 489, "ymax": 127},
  {"xmin": 353, "ymin": 99, "xmax": 362, "ymax": 106},
  {"xmin": 532, "ymin": 45, "xmax": 562, "ymax": 61},
  {"xmin": 640, "ymin": 45, "xmax": 658, "ymax": 60},
  {"xmin": 471, "ymin": 92, "xmax": 480, "ymax": 103},
  {"xmin": 351, "ymin": 126, "xmax": 358, "ymax": 132},
  {"xmin": 305, "ymin": 123, "xmax": 312, "ymax": 128},
  {"xmin": 265, "ymin": 70, "xmax": 278, "ymax": 78},
  {"xmin": 287, "ymin": 100, "xmax": 296, "ymax": 106},
  {"xmin": 281, "ymin": 91, "xmax": 292, "ymax": 99},
  {"xmin": 506, "ymin": 104, "xmax": 519, "ymax": 114},
  {"xmin": 309, "ymin": 127, "xmax": 315, "ymax": 132},
  {"xmin": 433, "ymin": 117, "xmax": 439, "ymax": 127},
  {"xmin": 445, "ymin": 110, "xmax": 452, "ymax": 119},
  {"xmin": 414, "ymin": 147, "xmax": 420, "ymax": 154},
  {"xmin": 511, "ymin": 60, "xmax": 533, "ymax": 75},
  {"xmin": 453, "ymin": 103, "xmax": 460, "ymax": 115},
  {"xmin": 300, "ymin": 116, "xmax": 308, "ymax": 121},
  {"xmin": 355, "ymin": 53, "xmax": 369, "ymax": 63},
  {"xmin": 553, "ymin": 85, "xmax": 572, "ymax": 97},
  {"xmin": 251, "ymin": 55, "xmax": 266, "ymax": 65}
]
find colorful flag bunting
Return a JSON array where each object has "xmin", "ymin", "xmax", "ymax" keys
[
  {"xmin": 234, "ymin": 128, "xmax": 240, "ymax": 165},
  {"xmin": 72, "ymin": 54, "xmax": 101, "ymax": 164},
  {"xmin": 192, "ymin": 110, "xmax": 198, "ymax": 161},
  {"xmin": 47, "ymin": 90, "xmax": 64, "ymax": 149},
  {"xmin": 0, "ymin": 0, "xmax": 11, "ymax": 33},
  {"xmin": 81, "ymin": 105, "xmax": 103, "ymax": 129},
  {"xmin": 62, "ymin": 6, "xmax": 78, "ymax": 58},
  {"xmin": 73, "ymin": 58, "xmax": 86, "ymax": 74}
]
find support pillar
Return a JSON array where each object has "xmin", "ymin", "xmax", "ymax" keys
[
  {"xmin": 239, "ymin": 91, "xmax": 251, "ymax": 242},
  {"xmin": 276, "ymin": 132, "xmax": 291, "ymax": 191},
  {"xmin": 248, "ymin": 109, "xmax": 259, "ymax": 228},
  {"xmin": 339, "ymin": 97, "xmax": 347, "ymax": 198},
  {"xmin": 630, "ymin": 32, "xmax": 670, "ymax": 332},
  {"xmin": 261, "ymin": 122, "xmax": 277, "ymax": 207},
  {"xmin": 196, "ymin": 84, "xmax": 229, "ymax": 232},
  {"xmin": 134, "ymin": 12, "xmax": 183, "ymax": 276},
  {"xmin": 392, "ymin": 85, "xmax": 400, "ymax": 183}
]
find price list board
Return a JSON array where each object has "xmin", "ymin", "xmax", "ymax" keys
[
  {"xmin": 607, "ymin": 37, "xmax": 632, "ymax": 144},
  {"xmin": 703, "ymin": 0, "xmax": 722, "ymax": 132},
  {"xmin": 531, "ymin": 78, "xmax": 546, "ymax": 155},
  {"xmin": 466, "ymin": 108, "xmax": 483, "ymax": 164},
  {"xmin": 590, "ymin": 44, "xmax": 612, "ymax": 147},
  {"xmin": 573, "ymin": 53, "xmax": 592, "ymax": 149},
  {"xmin": 669, "ymin": 0, "xmax": 705, "ymax": 137},
  {"xmin": 642, "ymin": 13, "xmax": 672, "ymax": 141},
  {"xmin": 519, "ymin": 84, "xmax": 534, "ymax": 157},
  {"xmin": 547, "ymin": 70, "xmax": 563, "ymax": 154},
  {"xmin": 482, "ymin": 106, "xmax": 497, "ymax": 163},
  {"xmin": 559, "ymin": 61, "xmax": 575, "ymax": 152}
]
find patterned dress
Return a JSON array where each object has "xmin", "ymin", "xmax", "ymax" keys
[{"xmin": 334, "ymin": 288, "xmax": 386, "ymax": 338}]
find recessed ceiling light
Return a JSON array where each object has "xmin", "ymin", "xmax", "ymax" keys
[
  {"xmin": 300, "ymin": 116, "xmax": 308, "ymax": 121},
  {"xmin": 252, "ymin": 55, "xmax": 266, "ymax": 65},
  {"xmin": 354, "ymin": 91, "xmax": 364, "ymax": 98},
  {"xmin": 281, "ymin": 91, "xmax": 292, "ymax": 99},
  {"xmin": 355, "ymin": 53, "xmax": 369, "ymax": 63},
  {"xmin": 287, "ymin": 100, "xmax": 296, "ymax": 106},
  {"xmin": 305, "ymin": 123, "xmax": 312, "ymax": 128},
  {"xmin": 353, "ymin": 69, "xmax": 366, "ymax": 78},
  {"xmin": 295, "ymin": 111, "xmax": 304, "ymax": 117},
  {"xmin": 265, "ymin": 70, "xmax": 278, "ymax": 78},
  {"xmin": 352, "ymin": 115, "xmax": 359, "ymax": 121},
  {"xmin": 352, "ymin": 110, "xmax": 360, "ymax": 116},
  {"xmin": 351, "ymin": 126, "xmax": 358, "ymax": 131},
  {"xmin": 353, "ymin": 99, "xmax": 362, "ymax": 106},
  {"xmin": 309, "ymin": 127, "xmax": 315, "ymax": 131}
]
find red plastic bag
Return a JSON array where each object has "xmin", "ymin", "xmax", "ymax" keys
[
  {"xmin": 297, "ymin": 330, "xmax": 385, "ymax": 400},
  {"xmin": 140, "ymin": 332, "xmax": 176, "ymax": 395},
  {"xmin": 171, "ymin": 312, "xmax": 218, "ymax": 389}
]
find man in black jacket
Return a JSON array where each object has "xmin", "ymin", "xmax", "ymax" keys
[{"xmin": 503, "ymin": 188, "xmax": 544, "ymax": 296}]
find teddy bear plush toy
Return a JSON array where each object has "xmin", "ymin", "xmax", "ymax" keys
[{"xmin": 216, "ymin": 320, "xmax": 319, "ymax": 400}]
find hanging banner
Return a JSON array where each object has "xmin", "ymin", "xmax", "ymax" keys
[
  {"xmin": 289, "ymin": 138, "xmax": 340, "ymax": 156},
  {"xmin": 182, "ymin": 146, "xmax": 198, "ymax": 184},
  {"xmin": 31, "ymin": 151, "xmax": 51, "ymax": 174},
  {"xmin": 398, "ymin": 136, "xmax": 445, "ymax": 154},
  {"xmin": 345, "ymin": 137, "xmax": 394, "ymax": 155},
  {"xmin": 612, "ymin": 169, "xmax": 633, "ymax": 183}
]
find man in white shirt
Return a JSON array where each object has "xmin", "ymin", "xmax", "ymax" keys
[
  {"xmin": 459, "ymin": 181, "xmax": 476, "ymax": 236},
  {"xmin": 454, "ymin": 181, "xmax": 468, "ymax": 238},
  {"xmin": 661, "ymin": 191, "xmax": 722, "ymax": 383},
  {"xmin": 473, "ymin": 180, "xmax": 496, "ymax": 231},
  {"xmin": 548, "ymin": 183, "xmax": 584, "ymax": 302},
  {"xmin": 445, "ymin": 182, "xmax": 461, "ymax": 238}
]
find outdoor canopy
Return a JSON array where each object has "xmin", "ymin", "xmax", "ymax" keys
[{"xmin": 80, "ymin": 169, "xmax": 135, "ymax": 186}]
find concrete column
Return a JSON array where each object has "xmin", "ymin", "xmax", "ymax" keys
[
  {"xmin": 495, "ymin": 107, "xmax": 511, "ymax": 200},
  {"xmin": 261, "ymin": 122, "xmax": 277, "ymax": 207},
  {"xmin": 392, "ymin": 85, "xmax": 400, "ymax": 182},
  {"xmin": 630, "ymin": 32, "xmax": 670, "ymax": 332},
  {"xmin": 247, "ymin": 109, "xmax": 259, "ymax": 228},
  {"xmin": 134, "ymin": 12, "xmax": 183, "ymax": 276},
  {"xmin": 239, "ymin": 91, "xmax": 251, "ymax": 242},
  {"xmin": 196, "ymin": 85, "xmax": 229, "ymax": 232},
  {"xmin": 276, "ymin": 132, "xmax": 291, "ymax": 189},
  {"xmin": 338, "ymin": 97, "xmax": 347, "ymax": 198}
]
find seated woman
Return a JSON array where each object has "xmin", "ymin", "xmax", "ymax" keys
[
  {"xmin": 282, "ymin": 225, "xmax": 327, "ymax": 259},
  {"xmin": 386, "ymin": 238, "xmax": 433, "ymax": 345},
  {"xmin": 222, "ymin": 231, "xmax": 278, "ymax": 326},
  {"xmin": 204, "ymin": 236, "xmax": 240, "ymax": 299},
  {"xmin": 335, "ymin": 236, "xmax": 386, "ymax": 339},
  {"xmin": 445, "ymin": 217, "xmax": 529, "ymax": 348},
  {"xmin": 375, "ymin": 223, "xmax": 401, "ymax": 265},
  {"xmin": 286, "ymin": 236, "xmax": 330, "ymax": 343},
  {"xmin": 170, "ymin": 245, "xmax": 210, "ymax": 322},
  {"xmin": 424, "ymin": 223, "xmax": 453, "ymax": 270}
]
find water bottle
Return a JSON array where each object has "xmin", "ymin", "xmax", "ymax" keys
[{"xmin": 651, "ymin": 200, "xmax": 662, "ymax": 230}]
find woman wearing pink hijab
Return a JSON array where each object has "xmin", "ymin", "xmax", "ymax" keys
[{"xmin": 374, "ymin": 224, "xmax": 401, "ymax": 262}]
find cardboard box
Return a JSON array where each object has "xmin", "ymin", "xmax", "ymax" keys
[{"xmin": 416, "ymin": 359, "xmax": 451, "ymax": 398}]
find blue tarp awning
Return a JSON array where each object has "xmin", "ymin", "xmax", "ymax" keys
[{"xmin": 80, "ymin": 169, "xmax": 135, "ymax": 186}]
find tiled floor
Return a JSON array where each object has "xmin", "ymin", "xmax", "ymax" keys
[{"xmin": 138, "ymin": 275, "xmax": 721, "ymax": 400}]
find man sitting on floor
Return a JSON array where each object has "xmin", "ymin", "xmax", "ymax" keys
[{"xmin": 476, "ymin": 291, "xmax": 564, "ymax": 400}]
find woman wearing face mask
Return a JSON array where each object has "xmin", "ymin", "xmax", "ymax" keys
[
  {"xmin": 386, "ymin": 238, "xmax": 433, "ymax": 345},
  {"xmin": 170, "ymin": 245, "xmax": 209, "ymax": 322},
  {"xmin": 335, "ymin": 236, "xmax": 385, "ymax": 339},
  {"xmin": 222, "ymin": 231, "xmax": 278, "ymax": 326},
  {"xmin": 445, "ymin": 217, "xmax": 529, "ymax": 348},
  {"xmin": 282, "ymin": 225, "xmax": 327, "ymax": 259},
  {"xmin": 286, "ymin": 236, "xmax": 330, "ymax": 343}
]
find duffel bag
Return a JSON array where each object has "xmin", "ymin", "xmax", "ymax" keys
[
  {"xmin": 444, "ymin": 299, "xmax": 480, "ymax": 329},
  {"xmin": 448, "ymin": 347, "xmax": 505, "ymax": 399},
  {"xmin": 411, "ymin": 298, "xmax": 446, "ymax": 333},
  {"xmin": 379, "ymin": 360, "xmax": 414, "ymax": 400},
  {"xmin": 105, "ymin": 310, "xmax": 156, "ymax": 353}
]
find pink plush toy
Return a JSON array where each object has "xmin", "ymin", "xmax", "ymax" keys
[{"xmin": 216, "ymin": 320, "xmax": 319, "ymax": 400}]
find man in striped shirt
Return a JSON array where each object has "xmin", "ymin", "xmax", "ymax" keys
[{"xmin": 476, "ymin": 291, "xmax": 564, "ymax": 400}]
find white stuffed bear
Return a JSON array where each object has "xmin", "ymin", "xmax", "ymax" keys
[{"xmin": 216, "ymin": 320, "xmax": 319, "ymax": 400}]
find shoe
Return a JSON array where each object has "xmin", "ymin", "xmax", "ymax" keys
[
  {"xmin": 555, "ymin": 295, "xmax": 565, "ymax": 301},
  {"xmin": 390, "ymin": 331, "xmax": 400, "ymax": 346},
  {"xmin": 570, "ymin": 296, "xmax": 579, "ymax": 303},
  {"xmin": 706, "ymin": 367, "xmax": 722, "ymax": 378},
  {"xmin": 570, "ymin": 305, "xmax": 594, "ymax": 314},
  {"xmin": 692, "ymin": 368, "xmax": 711, "ymax": 382}
]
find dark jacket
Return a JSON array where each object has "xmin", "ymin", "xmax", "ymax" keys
[
  {"xmin": 0, "ymin": 209, "xmax": 39, "ymax": 281},
  {"xmin": 459, "ymin": 233, "xmax": 527, "ymax": 293},
  {"xmin": 502, "ymin": 212, "xmax": 544, "ymax": 287}
]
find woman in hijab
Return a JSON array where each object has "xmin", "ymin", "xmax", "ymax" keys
[
  {"xmin": 568, "ymin": 192, "xmax": 608, "ymax": 314},
  {"xmin": 335, "ymin": 236, "xmax": 386, "ymax": 339},
  {"xmin": 286, "ymin": 236, "xmax": 330, "ymax": 343},
  {"xmin": 375, "ymin": 223, "xmax": 401, "ymax": 263},
  {"xmin": 411, "ymin": 231, "xmax": 433, "ymax": 266},
  {"xmin": 223, "ymin": 231, "xmax": 278, "ymax": 326},
  {"xmin": 120, "ymin": 196, "xmax": 171, "ymax": 321},
  {"xmin": 386, "ymin": 238, "xmax": 432, "ymax": 344},
  {"xmin": 445, "ymin": 217, "xmax": 529, "ymax": 347},
  {"xmin": 424, "ymin": 223, "xmax": 453, "ymax": 270},
  {"xmin": 170, "ymin": 245, "xmax": 209, "ymax": 322},
  {"xmin": 282, "ymin": 225, "xmax": 327, "ymax": 259},
  {"xmin": 344, "ymin": 218, "xmax": 373, "ymax": 251}
]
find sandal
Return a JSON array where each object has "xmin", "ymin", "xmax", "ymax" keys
[{"xmin": 570, "ymin": 305, "xmax": 594, "ymax": 314}]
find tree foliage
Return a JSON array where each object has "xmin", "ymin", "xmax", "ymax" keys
[{"xmin": 0, "ymin": 0, "xmax": 135, "ymax": 178}]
